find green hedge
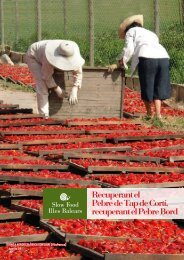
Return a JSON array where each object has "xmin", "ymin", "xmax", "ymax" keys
[{"xmin": 12, "ymin": 23, "xmax": 184, "ymax": 84}]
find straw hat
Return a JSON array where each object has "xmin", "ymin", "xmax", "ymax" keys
[
  {"xmin": 45, "ymin": 40, "xmax": 85, "ymax": 71},
  {"xmin": 119, "ymin": 14, "xmax": 143, "ymax": 39}
]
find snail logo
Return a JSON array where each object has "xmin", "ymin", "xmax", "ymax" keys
[{"xmin": 60, "ymin": 193, "xmax": 70, "ymax": 201}]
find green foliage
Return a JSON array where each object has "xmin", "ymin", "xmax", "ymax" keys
[
  {"xmin": 11, "ymin": 23, "xmax": 183, "ymax": 84},
  {"xmin": 13, "ymin": 38, "xmax": 31, "ymax": 52},
  {"xmin": 160, "ymin": 23, "xmax": 184, "ymax": 83},
  {"xmin": 12, "ymin": 32, "xmax": 50, "ymax": 52},
  {"xmin": 151, "ymin": 116, "xmax": 164, "ymax": 128},
  {"xmin": 94, "ymin": 32, "xmax": 123, "ymax": 66}
]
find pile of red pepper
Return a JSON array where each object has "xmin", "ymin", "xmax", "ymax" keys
[
  {"xmin": 2, "ymin": 183, "xmax": 99, "ymax": 191},
  {"xmin": 124, "ymin": 87, "xmax": 184, "ymax": 116},
  {"xmin": 0, "ymin": 102, "xmax": 183, "ymax": 258},
  {"xmin": 78, "ymin": 238, "xmax": 184, "ymax": 254},
  {"xmin": 0, "ymin": 170, "xmax": 86, "ymax": 180},
  {"xmin": 92, "ymin": 172, "xmax": 184, "ymax": 186},
  {"xmin": 0, "ymin": 64, "xmax": 35, "ymax": 87},
  {"xmin": 0, "ymin": 221, "xmax": 47, "ymax": 236},
  {"xmin": 49, "ymin": 219, "xmax": 184, "ymax": 241},
  {"xmin": 0, "ymin": 246, "xmax": 77, "ymax": 260},
  {"xmin": 0, "ymin": 205, "xmax": 11, "ymax": 213},
  {"xmin": 71, "ymin": 158, "xmax": 159, "ymax": 168},
  {"xmin": 18, "ymin": 200, "xmax": 43, "ymax": 210}
]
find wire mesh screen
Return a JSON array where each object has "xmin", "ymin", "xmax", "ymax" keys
[
  {"xmin": 0, "ymin": 0, "xmax": 183, "ymax": 83},
  {"xmin": 159, "ymin": 0, "xmax": 184, "ymax": 83},
  {"xmin": 41, "ymin": 0, "xmax": 89, "ymax": 39},
  {"xmin": 3, "ymin": 0, "xmax": 36, "ymax": 51}
]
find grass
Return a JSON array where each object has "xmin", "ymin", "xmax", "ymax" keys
[
  {"xmin": 151, "ymin": 117, "xmax": 165, "ymax": 128},
  {"xmin": 162, "ymin": 116, "xmax": 184, "ymax": 131},
  {"xmin": 0, "ymin": 79, "xmax": 35, "ymax": 93},
  {"xmin": 141, "ymin": 115, "xmax": 184, "ymax": 132}
]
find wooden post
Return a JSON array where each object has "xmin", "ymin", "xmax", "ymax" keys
[
  {"xmin": 120, "ymin": 72, "xmax": 125, "ymax": 118},
  {"xmin": 182, "ymin": 0, "xmax": 184, "ymax": 25},
  {"xmin": 63, "ymin": 0, "xmax": 67, "ymax": 36},
  {"xmin": 154, "ymin": 0, "xmax": 159, "ymax": 36},
  {"xmin": 88, "ymin": 0, "xmax": 94, "ymax": 66},
  {"xmin": 36, "ymin": 0, "xmax": 42, "ymax": 41},
  {"xmin": 15, "ymin": 0, "xmax": 19, "ymax": 42},
  {"xmin": 0, "ymin": 0, "xmax": 4, "ymax": 49}
]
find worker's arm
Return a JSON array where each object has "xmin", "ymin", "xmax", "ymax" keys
[
  {"xmin": 108, "ymin": 30, "xmax": 135, "ymax": 73},
  {"xmin": 41, "ymin": 60, "xmax": 67, "ymax": 99},
  {"xmin": 118, "ymin": 30, "xmax": 135, "ymax": 68},
  {"xmin": 69, "ymin": 67, "xmax": 83, "ymax": 105}
]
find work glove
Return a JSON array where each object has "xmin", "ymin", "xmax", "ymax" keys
[
  {"xmin": 69, "ymin": 86, "xmax": 78, "ymax": 105},
  {"xmin": 107, "ymin": 64, "xmax": 118, "ymax": 73}
]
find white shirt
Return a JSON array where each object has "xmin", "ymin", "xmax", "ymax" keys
[
  {"xmin": 118, "ymin": 27, "xmax": 169, "ymax": 75},
  {"xmin": 27, "ymin": 40, "xmax": 83, "ymax": 89}
]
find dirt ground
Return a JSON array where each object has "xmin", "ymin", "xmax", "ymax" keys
[
  {"xmin": 165, "ymin": 98, "xmax": 184, "ymax": 111},
  {"xmin": 0, "ymin": 81, "xmax": 38, "ymax": 113}
]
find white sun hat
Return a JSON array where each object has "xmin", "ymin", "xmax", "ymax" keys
[
  {"xmin": 45, "ymin": 40, "xmax": 85, "ymax": 71},
  {"xmin": 119, "ymin": 14, "xmax": 144, "ymax": 39}
]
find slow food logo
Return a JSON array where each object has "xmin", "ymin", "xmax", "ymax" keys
[
  {"xmin": 43, "ymin": 188, "xmax": 87, "ymax": 219},
  {"xmin": 60, "ymin": 193, "xmax": 70, "ymax": 201}
]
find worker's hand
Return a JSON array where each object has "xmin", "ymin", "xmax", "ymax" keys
[
  {"xmin": 69, "ymin": 86, "xmax": 78, "ymax": 105},
  {"xmin": 107, "ymin": 64, "xmax": 118, "ymax": 73},
  {"xmin": 118, "ymin": 59, "xmax": 128, "ymax": 70}
]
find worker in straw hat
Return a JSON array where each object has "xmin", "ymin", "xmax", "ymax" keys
[
  {"xmin": 0, "ymin": 45, "xmax": 14, "ymax": 65},
  {"xmin": 108, "ymin": 14, "xmax": 171, "ymax": 121},
  {"xmin": 26, "ymin": 40, "xmax": 85, "ymax": 118}
]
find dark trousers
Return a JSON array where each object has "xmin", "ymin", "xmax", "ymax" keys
[{"xmin": 138, "ymin": 57, "xmax": 171, "ymax": 102}]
